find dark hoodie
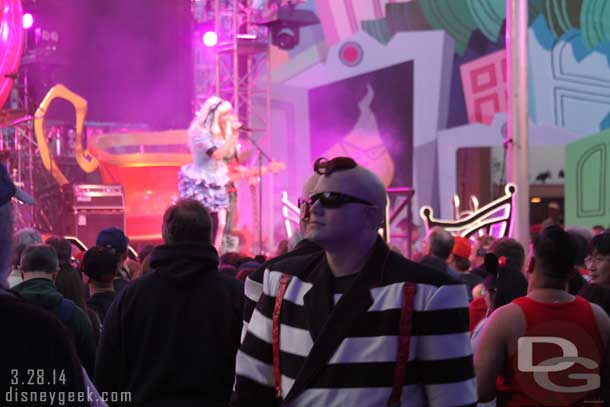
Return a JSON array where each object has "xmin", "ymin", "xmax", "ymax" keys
[
  {"xmin": 12, "ymin": 278, "xmax": 96, "ymax": 375},
  {"xmin": 0, "ymin": 289, "xmax": 88, "ymax": 406},
  {"xmin": 95, "ymin": 242, "xmax": 244, "ymax": 407}
]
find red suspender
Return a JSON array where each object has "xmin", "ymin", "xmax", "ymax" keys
[
  {"xmin": 272, "ymin": 273, "xmax": 292, "ymax": 399},
  {"xmin": 388, "ymin": 282, "xmax": 417, "ymax": 406}
]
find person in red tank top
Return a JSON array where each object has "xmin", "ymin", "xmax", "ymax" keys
[{"xmin": 475, "ymin": 226, "xmax": 610, "ymax": 406}]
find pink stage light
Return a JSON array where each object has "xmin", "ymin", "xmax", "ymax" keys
[
  {"xmin": 22, "ymin": 13, "xmax": 33, "ymax": 29},
  {"xmin": 0, "ymin": 0, "xmax": 25, "ymax": 108},
  {"xmin": 202, "ymin": 31, "xmax": 218, "ymax": 47}
]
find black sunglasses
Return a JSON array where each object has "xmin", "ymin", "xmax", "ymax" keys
[{"xmin": 299, "ymin": 191, "xmax": 373, "ymax": 209}]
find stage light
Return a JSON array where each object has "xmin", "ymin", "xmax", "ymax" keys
[
  {"xmin": 22, "ymin": 13, "xmax": 33, "ymax": 29},
  {"xmin": 530, "ymin": 197, "xmax": 542, "ymax": 203},
  {"xmin": 202, "ymin": 31, "xmax": 218, "ymax": 47},
  {"xmin": 273, "ymin": 26, "xmax": 298, "ymax": 50},
  {"xmin": 254, "ymin": 4, "xmax": 319, "ymax": 51}
]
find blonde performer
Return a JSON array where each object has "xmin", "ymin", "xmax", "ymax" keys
[{"xmin": 178, "ymin": 96, "xmax": 241, "ymax": 248}]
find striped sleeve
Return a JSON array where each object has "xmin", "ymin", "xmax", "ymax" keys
[
  {"xmin": 419, "ymin": 284, "xmax": 477, "ymax": 406},
  {"xmin": 241, "ymin": 267, "xmax": 265, "ymax": 342},
  {"xmin": 232, "ymin": 269, "xmax": 279, "ymax": 407}
]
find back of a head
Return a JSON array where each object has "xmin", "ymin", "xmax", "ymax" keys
[
  {"xmin": 54, "ymin": 265, "xmax": 87, "ymax": 310},
  {"xmin": 483, "ymin": 253, "xmax": 528, "ymax": 310},
  {"xmin": 82, "ymin": 246, "xmax": 119, "ymax": 283},
  {"xmin": 494, "ymin": 265, "xmax": 528, "ymax": 310},
  {"xmin": 427, "ymin": 227, "xmax": 454, "ymax": 260},
  {"xmin": 489, "ymin": 238, "xmax": 525, "ymax": 273},
  {"xmin": 566, "ymin": 230, "xmax": 590, "ymax": 267},
  {"xmin": 534, "ymin": 225, "xmax": 578, "ymax": 280},
  {"xmin": 162, "ymin": 199, "xmax": 212, "ymax": 244},
  {"xmin": 21, "ymin": 244, "xmax": 58, "ymax": 274},
  {"xmin": 96, "ymin": 227, "xmax": 129, "ymax": 256},
  {"xmin": 452, "ymin": 237, "xmax": 472, "ymax": 271},
  {"xmin": 13, "ymin": 227, "xmax": 42, "ymax": 266},
  {"xmin": 45, "ymin": 236, "xmax": 72, "ymax": 266},
  {"xmin": 591, "ymin": 232, "xmax": 610, "ymax": 256}
]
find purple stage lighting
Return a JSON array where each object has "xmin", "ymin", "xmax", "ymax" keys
[
  {"xmin": 22, "ymin": 13, "xmax": 33, "ymax": 29},
  {"xmin": 202, "ymin": 31, "xmax": 218, "ymax": 47}
]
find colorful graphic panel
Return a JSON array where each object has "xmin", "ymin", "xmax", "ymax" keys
[
  {"xmin": 308, "ymin": 60, "xmax": 413, "ymax": 187},
  {"xmin": 460, "ymin": 50, "xmax": 506, "ymax": 125},
  {"xmin": 565, "ymin": 128, "xmax": 610, "ymax": 228}
]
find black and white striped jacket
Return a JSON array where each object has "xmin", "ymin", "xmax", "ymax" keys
[{"xmin": 232, "ymin": 238, "xmax": 477, "ymax": 407}]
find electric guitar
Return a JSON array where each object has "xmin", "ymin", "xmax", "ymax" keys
[
  {"xmin": 229, "ymin": 161, "xmax": 286, "ymax": 184},
  {"xmin": 222, "ymin": 161, "xmax": 286, "ymax": 253}
]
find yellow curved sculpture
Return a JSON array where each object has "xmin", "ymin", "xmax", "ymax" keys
[{"xmin": 34, "ymin": 84, "xmax": 98, "ymax": 185}]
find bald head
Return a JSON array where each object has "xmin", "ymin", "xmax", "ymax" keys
[
  {"xmin": 306, "ymin": 163, "xmax": 387, "ymax": 249},
  {"xmin": 302, "ymin": 173, "xmax": 319, "ymax": 198},
  {"xmin": 312, "ymin": 165, "xmax": 387, "ymax": 210}
]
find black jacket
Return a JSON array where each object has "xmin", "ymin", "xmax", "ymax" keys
[
  {"xmin": 95, "ymin": 242, "xmax": 244, "ymax": 406},
  {"xmin": 87, "ymin": 291, "xmax": 116, "ymax": 323},
  {"xmin": 0, "ymin": 289, "xmax": 87, "ymax": 405}
]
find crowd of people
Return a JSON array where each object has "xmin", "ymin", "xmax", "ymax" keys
[{"xmin": 1, "ymin": 155, "xmax": 610, "ymax": 406}]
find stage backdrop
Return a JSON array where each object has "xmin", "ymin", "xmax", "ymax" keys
[{"xmin": 308, "ymin": 61, "xmax": 413, "ymax": 188}]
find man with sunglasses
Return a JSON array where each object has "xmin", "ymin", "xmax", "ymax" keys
[{"xmin": 232, "ymin": 157, "xmax": 476, "ymax": 406}]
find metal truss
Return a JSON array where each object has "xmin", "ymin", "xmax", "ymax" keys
[{"xmin": 213, "ymin": 0, "xmax": 271, "ymax": 139}]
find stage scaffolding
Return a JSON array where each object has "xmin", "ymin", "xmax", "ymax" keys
[{"xmin": 212, "ymin": 0, "xmax": 271, "ymax": 137}]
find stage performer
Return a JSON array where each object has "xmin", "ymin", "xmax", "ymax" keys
[{"xmin": 179, "ymin": 96, "xmax": 241, "ymax": 249}]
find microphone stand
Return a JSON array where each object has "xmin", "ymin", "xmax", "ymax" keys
[{"xmin": 241, "ymin": 132, "xmax": 273, "ymax": 255}]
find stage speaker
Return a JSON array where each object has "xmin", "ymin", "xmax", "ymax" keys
[{"xmin": 59, "ymin": 184, "xmax": 126, "ymax": 248}]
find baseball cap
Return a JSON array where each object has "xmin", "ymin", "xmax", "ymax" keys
[
  {"xmin": 452, "ymin": 236, "xmax": 472, "ymax": 259},
  {"xmin": 96, "ymin": 227, "xmax": 129, "ymax": 253}
]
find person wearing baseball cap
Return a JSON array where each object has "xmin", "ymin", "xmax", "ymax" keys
[
  {"xmin": 82, "ymin": 246, "xmax": 119, "ymax": 322},
  {"xmin": 96, "ymin": 227, "xmax": 129, "ymax": 254},
  {"xmin": 96, "ymin": 227, "xmax": 130, "ymax": 292},
  {"xmin": 449, "ymin": 236, "xmax": 482, "ymax": 301}
]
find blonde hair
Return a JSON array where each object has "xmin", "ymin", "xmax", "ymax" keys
[{"xmin": 189, "ymin": 96, "xmax": 233, "ymax": 142}]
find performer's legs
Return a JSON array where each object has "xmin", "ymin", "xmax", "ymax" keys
[
  {"xmin": 214, "ymin": 209, "xmax": 227, "ymax": 249},
  {"xmin": 209, "ymin": 211, "xmax": 219, "ymax": 244},
  {"xmin": 221, "ymin": 187, "xmax": 238, "ymax": 253}
]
